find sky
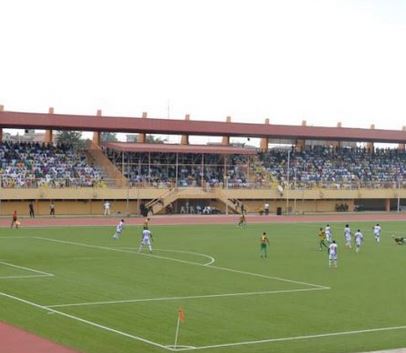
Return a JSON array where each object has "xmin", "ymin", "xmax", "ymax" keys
[{"xmin": 1, "ymin": 0, "xmax": 406, "ymax": 143}]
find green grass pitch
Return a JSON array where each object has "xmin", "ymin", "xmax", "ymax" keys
[{"xmin": 0, "ymin": 221, "xmax": 405, "ymax": 353}]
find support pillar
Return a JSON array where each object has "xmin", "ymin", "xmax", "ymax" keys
[
  {"xmin": 44, "ymin": 107, "xmax": 54, "ymax": 143},
  {"xmin": 138, "ymin": 112, "xmax": 147, "ymax": 143},
  {"xmin": 295, "ymin": 120, "xmax": 306, "ymax": 152},
  {"xmin": 0, "ymin": 105, "xmax": 3, "ymax": 142},
  {"xmin": 92, "ymin": 109, "xmax": 102, "ymax": 146},
  {"xmin": 335, "ymin": 122, "xmax": 342, "ymax": 148},
  {"xmin": 222, "ymin": 116, "xmax": 231, "ymax": 145},
  {"xmin": 181, "ymin": 114, "xmax": 190, "ymax": 145},
  {"xmin": 398, "ymin": 126, "xmax": 406, "ymax": 151},
  {"xmin": 367, "ymin": 124, "xmax": 375, "ymax": 151},
  {"xmin": 385, "ymin": 198, "xmax": 391, "ymax": 212},
  {"xmin": 259, "ymin": 118, "xmax": 270, "ymax": 152}
]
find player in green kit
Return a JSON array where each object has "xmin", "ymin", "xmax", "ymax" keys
[
  {"xmin": 238, "ymin": 213, "xmax": 246, "ymax": 228},
  {"xmin": 260, "ymin": 232, "xmax": 270, "ymax": 258},
  {"xmin": 318, "ymin": 227, "xmax": 328, "ymax": 251}
]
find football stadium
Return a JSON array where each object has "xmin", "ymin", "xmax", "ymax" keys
[
  {"xmin": 2, "ymin": 1, "xmax": 406, "ymax": 353},
  {"xmin": 0, "ymin": 108, "xmax": 406, "ymax": 353}
]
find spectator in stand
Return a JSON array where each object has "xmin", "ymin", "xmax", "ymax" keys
[
  {"xmin": 104, "ymin": 148, "xmax": 249, "ymax": 188},
  {"xmin": 50, "ymin": 201, "xmax": 56, "ymax": 216},
  {"xmin": 259, "ymin": 146, "xmax": 406, "ymax": 189},
  {"xmin": 240, "ymin": 203, "xmax": 245, "ymax": 215},
  {"xmin": 28, "ymin": 201, "xmax": 35, "ymax": 218},
  {"xmin": 264, "ymin": 202, "xmax": 270, "ymax": 215},
  {"xmin": 11, "ymin": 210, "xmax": 19, "ymax": 229},
  {"xmin": 0, "ymin": 142, "xmax": 103, "ymax": 188},
  {"xmin": 104, "ymin": 200, "xmax": 111, "ymax": 216},
  {"xmin": 166, "ymin": 203, "xmax": 174, "ymax": 214}
]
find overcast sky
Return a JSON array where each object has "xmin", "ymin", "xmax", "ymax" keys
[{"xmin": 1, "ymin": 0, "xmax": 406, "ymax": 141}]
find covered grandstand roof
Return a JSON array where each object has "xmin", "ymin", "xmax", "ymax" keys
[
  {"xmin": 105, "ymin": 142, "xmax": 257, "ymax": 155},
  {"xmin": 1, "ymin": 110, "xmax": 406, "ymax": 143}
]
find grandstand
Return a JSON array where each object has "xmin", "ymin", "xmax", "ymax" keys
[{"xmin": 1, "ymin": 106, "xmax": 406, "ymax": 216}]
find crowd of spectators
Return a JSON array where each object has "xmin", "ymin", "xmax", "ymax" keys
[
  {"xmin": 0, "ymin": 142, "xmax": 104, "ymax": 188},
  {"xmin": 105, "ymin": 149, "xmax": 250, "ymax": 188},
  {"xmin": 4, "ymin": 142, "xmax": 406, "ymax": 191},
  {"xmin": 259, "ymin": 146, "xmax": 406, "ymax": 189}
]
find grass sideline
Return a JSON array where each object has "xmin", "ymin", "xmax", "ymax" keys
[{"xmin": 0, "ymin": 221, "xmax": 405, "ymax": 353}]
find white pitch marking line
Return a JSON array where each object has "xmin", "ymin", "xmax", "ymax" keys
[
  {"xmin": 207, "ymin": 264, "xmax": 329, "ymax": 289},
  {"xmin": 33, "ymin": 237, "xmax": 327, "ymax": 289},
  {"xmin": 0, "ymin": 290, "xmax": 173, "ymax": 351},
  {"xmin": 120, "ymin": 247, "xmax": 216, "ymax": 266},
  {"xmin": 46, "ymin": 287, "xmax": 329, "ymax": 308},
  {"xmin": 0, "ymin": 261, "xmax": 54, "ymax": 277},
  {"xmin": 0, "ymin": 236, "xmax": 32, "ymax": 239},
  {"xmin": 166, "ymin": 345, "xmax": 197, "ymax": 351},
  {"xmin": 0, "ymin": 275, "xmax": 51, "ymax": 279},
  {"xmin": 189, "ymin": 325, "xmax": 406, "ymax": 351},
  {"xmin": 33, "ymin": 237, "xmax": 213, "ymax": 269},
  {"xmin": 2, "ymin": 290, "xmax": 404, "ymax": 352}
]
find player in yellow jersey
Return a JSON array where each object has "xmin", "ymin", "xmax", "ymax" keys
[
  {"xmin": 238, "ymin": 213, "xmax": 246, "ymax": 228},
  {"xmin": 392, "ymin": 235, "xmax": 405, "ymax": 245},
  {"xmin": 318, "ymin": 227, "xmax": 328, "ymax": 251},
  {"xmin": 144, "ymin": 217, "xmax": 150, "ymax": 229},
  {"xmin": 260, "ymin": 232, "xmax": 270, "ymax": 258}
]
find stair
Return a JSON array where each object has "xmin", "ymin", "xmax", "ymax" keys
[
  {"xmin": 251, "ymin": 158, "xmax": 276, "ymax": 187},
  {"xmin": 145, "ymin": 188, "xmax": 178, "ymax": 214},
  {"xmin": 215, "ymin": 190, "xmax": 242, "ymax": 214},
  {"xmin": 143, "ymin": 187, "xmax": 246, "ymax": 215},
  {"xmin": 86, "ymin": 142, "xmax": 128, "ymax": 187}
]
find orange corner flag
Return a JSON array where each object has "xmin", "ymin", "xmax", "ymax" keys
[{"xmin": 178, "ymin": 308, "xmax": 185, "ymax": 322}]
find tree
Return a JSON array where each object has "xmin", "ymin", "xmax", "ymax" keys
[
  {"xmin": 56, "ymin": 131, "xmax": 86, "ymax": 150},
  {"xmin": 145, "ymin": 135, "xmax": 167, "ymax": 144},
  {"xmin": 101, "ymin": 132, "xmax": 118, "ymax": 143}
]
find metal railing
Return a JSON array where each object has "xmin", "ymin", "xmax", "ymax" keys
[{"xmin": 1, "ymin": 175, "xmax": 405, "ymax": 190}]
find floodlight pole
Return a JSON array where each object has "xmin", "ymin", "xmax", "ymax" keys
[
  {"xmin": 175, "ymin": 153, "xmax": 179, "ymax": 187},
  {"xmin": 137, "ymin": 187, "xmax": 140, "ymax": 216},
  {"xmin": 397, "ymin": 178, "xmax": 401, "ymax": 213},
  {"xmin": 286, "ymin": 149, "xmax": 291, "ymax": 215}
]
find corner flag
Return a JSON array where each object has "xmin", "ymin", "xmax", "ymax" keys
[
  {"xmin": 178, "ymin": 308, "xmax": 185, "ymax": 322},
  {"xmin": 174, "ymin": 307, "xmax": 185, "ymax": 348}
]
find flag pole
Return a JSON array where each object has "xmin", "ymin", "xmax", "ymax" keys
[
  {"xmin": 174, "ymin": 308, "xmax": 184, "ymax": 349},
  {"xmin": 174, "ymin": 315, "xmax": 181, "ymax": 349}
]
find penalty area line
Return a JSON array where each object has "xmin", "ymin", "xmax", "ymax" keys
[
  {"xmin": 0, "ymin": 291, "xmax": 173, "ymax": 351},
  {"xmin": 33, "ymin": 237, "xmax": 328, "ymax": 289},
  {"xmin": 46, "ymin": 287, "xmax": 330, "ymax": 308},
  {"xmin": 0, "ymin": 261, "xmax": 54, "ymax": 277}
]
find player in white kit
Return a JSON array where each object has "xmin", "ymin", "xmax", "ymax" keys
[
  {"xmin": 138, "ymin": 226, "xmax": 153, "ymax": 253},
  {"xmin": 325, "ymin": 224, "xmax": 333, "ymax": 243},
  {"xmin": 344, "ymin": 224, "xmax": 352, "ymax": 248},
  {"xmin": 112, "ymin": 219, "xmax": 125, "ymax": 240},
  {"xmin": 328, "ymin": 240, "xmax": 338, "ymax": 268},
  {"xmin": 354, "ymin": 229, "xmax": 363, "ymax": 253},
  {"xmin": 373, "ymin": 224, "xmax": 382, "ymax": 243}
]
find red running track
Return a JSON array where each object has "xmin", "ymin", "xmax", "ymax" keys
[
  {"xmin": 2, "ymin": 213, "xmax": 406, "ymax": 228},
  {"xmin": 0, "ymin": 322, "xmax": 81, "ymax": 353}
]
